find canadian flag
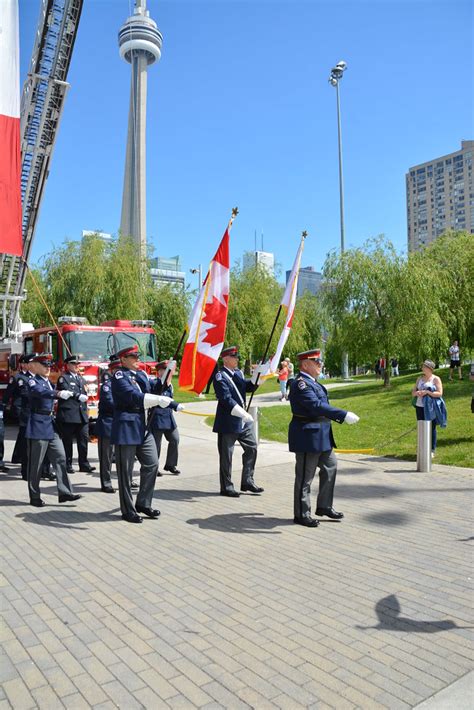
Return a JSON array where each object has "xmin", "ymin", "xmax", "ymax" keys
[
  {"xmin": 0, "ymin": 0, "xmax": 22, "ymax": 257},
  {"xmin": 179, "ymin": 229, "xmax": 230, "ymax": 394}
]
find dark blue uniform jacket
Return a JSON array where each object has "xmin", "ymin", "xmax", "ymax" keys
[
  {"xmin": 2, "ymin": 371, "xmax": 28, "ymax": 421},
  {"xmin": 25, "ymin": 375, "xmax": 57, "ymax": 440},
  {"xmin": 288, "ymin": 372, "xmax": 347, "ymax": 453},
  {"xmin": 212, "ymin": 367, "xmax": 258, "ymax": 434},
  {"xmin": 151, "ymin": 380, "xmax": 178, "ymax": 432},
  {"xmin": 95, "ymin": 374, "xmax": 114, "ymax": 440},
  {"xmin": 110, "ymin": 368, "xmax": 147, "ymax": 446},
  {"xmin": 55, "ymin": 371, "xmax": 88, "ymax": 424}
]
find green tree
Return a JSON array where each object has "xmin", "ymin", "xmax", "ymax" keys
[
  {"xmin": 322, "ymin": 236, "xmax": 446, "ymax": 385},
  {"xmin": 147, "ymin": 283, "xmax": 190, "ymax": 359}
]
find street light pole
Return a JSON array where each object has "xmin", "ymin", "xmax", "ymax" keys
[
  {"xmin": 190, "ymin": 265, "xmax": 202, "ymax": 288},
  {"xmin": 329, "ymin": 60, "xmax": 349, "ymax": 379}
]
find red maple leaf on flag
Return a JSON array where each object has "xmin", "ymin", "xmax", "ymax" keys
[{"xmin": 202, "ymin": 295, "xmax": 229, "ymax": 347}]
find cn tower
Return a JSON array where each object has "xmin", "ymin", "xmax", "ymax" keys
[{"xmin": 118, "ymin": 0, "xmax": 162, "ymax": 258}]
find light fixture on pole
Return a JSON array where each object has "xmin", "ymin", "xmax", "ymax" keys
[
  {"xmin": 190, "ymin": 265, "xmax": 202, "ymax": 288},
  {"xmin": 329, "ymin": 59, "xmax": 349, "ymax": 379}
]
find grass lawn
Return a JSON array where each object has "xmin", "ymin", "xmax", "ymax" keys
[{"xmin": 257, "ymin": 368, "xmax": 473, "ymax": 468}]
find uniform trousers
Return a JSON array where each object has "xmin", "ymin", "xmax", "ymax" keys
[
  {"xmin": 12, "ymin": 425, "xmax": 25, "ymax": 464},
  {"xmin": 97, "ymin": 437, "xmax": 113, "ymax": 489},
  {"xmin": 115, "ymin": 433, "xmax": 158, "ymax": 518},
  {"xmin": 27, "ymin": 434, "xmax": 74, "ymax": 502},
  {"xmin": 294, "ymin": 450, "xmax": 338, "ymax": 519},
  {"xmin": 217, "ymin": 425, "xmax": 257, "ymax": 493},
  {"xmin": 153, "ymin": 429, "xmax": 179, "ymax": 469},
  {"xmin": 57, "ymin": 421, "xmax": 89, "ymax": 469}
]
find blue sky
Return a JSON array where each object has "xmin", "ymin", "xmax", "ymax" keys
[{"xmin": 20, "ymin": 0, "xmax": 473, "ymax": 285}]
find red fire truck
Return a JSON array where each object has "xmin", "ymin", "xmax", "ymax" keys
[{"xmin": 0, "ymin": 317, "xmax": 159, "ymax": 421}]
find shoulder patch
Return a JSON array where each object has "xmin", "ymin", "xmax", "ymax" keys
[
  {"xmin": 9, "ymin": 376, "xmax": 14, "ymax": 384},
  {"xmin": 297, "ymin": 379, "xmax": 307, "ymax": 390},
  {"xmin": 102, "ymin": 384, "xmax": 110, "ymax": 392},
  {"xmin": 114, "ymin": 371, "xmax": 123, "ymax": 379},
  {"xmin": 18, "ymin": 379, "xmax": 24, "ymax": 386},
  {"xmin": 28, "ymin": 378, "xmax": 37, "ymax": 388},
  {"xmin": 215, "ymin": 372, "xmax": 222, "ymax": 381},
  {"xmin": 58, "ymin": 377, "xmax": 64, "ymax": 384}
]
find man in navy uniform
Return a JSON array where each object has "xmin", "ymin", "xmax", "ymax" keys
[
  {"xmin": 25, "ymin": 353, "xmax": 81, "ymax": 507},
  {"xmin": 110, "ymin": 343, "xmax": 171, "ymax": 523},
  {"xmin": 152, "ymin": 359, "xmax": 184, "ymax": 475},
  {"xmin": 213, "ymin": 345, "xmax": 265, "ymax": 497},
  {"xmin": 95, "ymin": 355, "xmax": 121, "ymax": 493},
  {"xmin": 3, "ymin": 354, "xmax": 30, "ymax": 466},
  {"xmin": 56, "ymin": 354, "xmax": 95, "ymax": 473},
  {"xmin": 289, "ymin": 349, "xmax": 360, "ymax": 527}
]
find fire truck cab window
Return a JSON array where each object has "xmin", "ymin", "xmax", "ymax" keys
[
  {"xmin": 63, "ymin": 331, "xmax": 157, "ymax": 362},
  {"xmin": 24, "ymin": 338, "xmax": 34, "ymax": 355}
]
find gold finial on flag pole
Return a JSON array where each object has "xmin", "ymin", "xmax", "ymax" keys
[
  {"xmin": 228, "ymin": 206, "xmax": 239, "ymax": 231},
  {"xmin": 302, "ymin": 230, "xmax": 308, "ymax": 239}
]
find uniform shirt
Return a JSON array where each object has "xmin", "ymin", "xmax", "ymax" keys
[
  {"xmin": 55, "ymin": 371, "xmax": 88, "ymax": 424},
  {"xmin": 2, "ymin": 371, "xmax": 29, "ymax": 421},
  {"xmin": 288, "ymin": 372, "xmax": 347, "ymax": 453},
  {"xmin": 151, "ymin": 379, "xmax": 178, "ymax": 432},
  {"xmin": 110, "ymin": 367, "xmax": 147, "ymax": 445},
  {"xmin": 95, "ymin": 373, "xmax": 114, "ymax": 440},
  {"xmin": 212, "ymin": 366, "xmax": 258, "ymax": 434},
  {"xmin": 25, "ymin": 374, "xmax": 57, "ymax": 440}
]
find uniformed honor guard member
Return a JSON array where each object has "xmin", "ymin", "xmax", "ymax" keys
[
  {"xmin": 152, "ymin": 359, "xmax": 185, "ymax": 475},
  {"xmin": 25, "ymin": 353, "xmax": 81, "ymax": 507},
  {"xmin": 212, "ymin": 346, "xmax": 265, "ymax": 497},
  {"xmin": 95, "ymin": 355, "xmax": 121, "ymax": 493},
  {"xmin": 289, "ymin": 349, "xmax": 360, "ymax": 527},
  {"xmin": 56, "ymin": 354, "xmax": 96, "ymax": 474},
  {"xmin": 3, "ymin": 354, "xmax": 30, "ymax": 467},
  {"xmin": 110, "ymin": 344, "xmax": 172, "ymax": 523}
]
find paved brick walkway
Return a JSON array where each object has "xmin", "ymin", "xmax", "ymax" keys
[{"xmin": 1, "ymin": 401, "xmax": 473, "ymax": 709}]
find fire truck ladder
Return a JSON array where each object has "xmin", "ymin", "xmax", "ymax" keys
[{"xmin": 0, "ymin": 0, "xmax": 83, "ymax": 342}]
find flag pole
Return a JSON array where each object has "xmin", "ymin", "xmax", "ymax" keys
[{"xmin": 246, "ymin": 230, "xmax": 307, "ymax": 410}]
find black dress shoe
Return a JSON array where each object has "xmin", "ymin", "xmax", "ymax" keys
[
  {"xmin": 0, "ymin": 465, "xmax": 10, "ymax": 472},
  {"xmin": 58, "ymin": 494, "xmax": 82, "ymax": 503},
  {"xmin": 315, "ymin": 507, "xmax": 344, "ymax": 520},
  {"xmin": 294, "ymin": 517, "xmax": 320, "ymax": 527},
  {"xmin": 41, "ymin": 473, "xmax": 56, "ymax": 481},
  {"xmin": 163, "ymin": 466, "xmax": 181, "ymax": 475},
  {"xmin": 66, "ymin": 468, "xmax": 75, "ymax": 474},
  {"xmin": 101, "ymin": 487, "xmax": 115, "ymax": 494},
  {"xmin": 240, "ymin": 483, "xmax": 264, "ymax": 493},
  {"xmin": 220, "ymin": 490, "xmax": 240, "ymax": 497},
  {"xmin": 79, "ymin": 465, "xmax": 96, "ymax": 473},
  {"xmin": 135, "ymin": 506, "xmax": 161, "ymax": 518},
  {"xmin": 122, "ymin": 513, "xmax": 142, "ymax": 523},
  {"xmin": 130, "ymin": 480, "xmax": 139, "ymax": 489},
  {"xmin": 157, "ymin": 471, "xmax": 163, "ymax": 477},
  {"xmin": 30, "ymin": 499, "xmax": 46, "ymax": 508}
]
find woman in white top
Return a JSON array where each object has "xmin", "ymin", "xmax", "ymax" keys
[{"xmin": 412, "ymin": 359, "xmax": 443, "ymax": 457}]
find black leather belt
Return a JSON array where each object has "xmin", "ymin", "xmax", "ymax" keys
[
  {"xmin": 292, "ymin": 415, "xmax": 329, "ymax": 423},
  {"xmin": 31, "ymin": 409, "xmax": 53, "ymax": 415}
]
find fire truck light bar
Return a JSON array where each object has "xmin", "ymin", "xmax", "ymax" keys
[
  {"xmin": 130, "ymin": 320, "xmax": 155, "ymax": 327},
  {"xmin": 58, "ymin": 316, "xmax": 88, "ymax": 325}
]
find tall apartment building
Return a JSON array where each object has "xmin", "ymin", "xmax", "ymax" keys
[
  {"xmin": 243, "ymin": 250, "xmax": 275, "ymax": 276},
  {"xmin": 406, "ymin": 140, "xmax": 473, "ymax": 251},
  {"xmin": 286, "ymin": 266, "xmax": 322, "ymax": 297},
  {"xmin": 149, "ymin": 256, "xmax": 185, "ymax": 289}
]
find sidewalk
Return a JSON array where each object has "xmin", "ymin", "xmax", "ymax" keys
[{"xmin": 1, "ymin": 396, "xmax": 473, "ymax": 709}]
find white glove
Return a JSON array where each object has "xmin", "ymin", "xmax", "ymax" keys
[
  {"xmin": 250, "ymin": 363, "xmax": 267, "ymax": 385},
  {"xmin": 78, "ymin": 394, "xmax": 88, "ymax": 402},
  {"xmin": 57, "ymin": 390, "xmax": 73, "ymax": 400},
  {"xmin": 143, "ymin": 394, "xmax": 172, "ymax": 410},
  {"xmin": 231, "ymin": 404, "xmax": 254, "ymax": 423},
  {"xmin": 344, "ymin": 411, "xmax": 360, "ymax": 425},
  {"xmin": 176, "ymin": 403, "xmax": 185, "ymax": 411}
]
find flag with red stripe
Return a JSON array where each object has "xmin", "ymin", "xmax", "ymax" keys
[
  {"xmin": 178, "ymin": 229, "xmax": 230, "ymax": 394},
  {"xmin": 0, "ymin": 0, "xmax": 22, "ymax": 257}
]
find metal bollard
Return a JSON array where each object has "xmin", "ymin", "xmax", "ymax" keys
[
  {"xmin": 417, "ymin": 420, "xmax": 432, "ymax": 472},
  {"xmin": 248, "ymin": 405, "xmax": 260, "ymax": 444}
]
